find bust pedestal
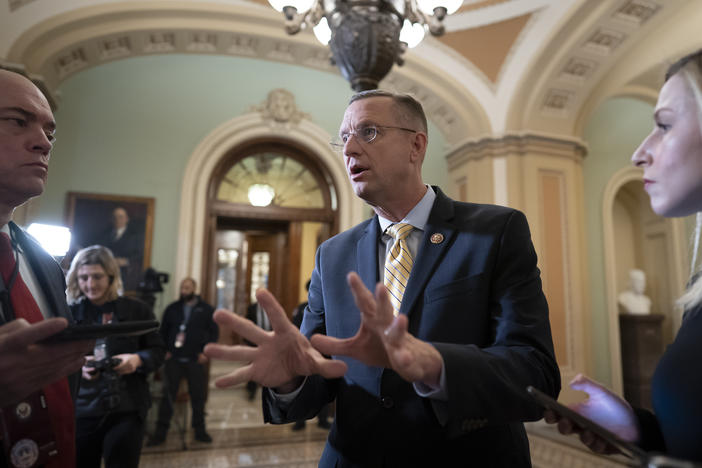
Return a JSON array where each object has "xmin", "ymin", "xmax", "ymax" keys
[{"xmin": 619, "ymin": 313, "xmax": 664, "ymax": 410}]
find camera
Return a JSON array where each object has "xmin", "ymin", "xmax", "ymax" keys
[
  {"xmin": 137, "ymin": 268, "xmax": 170, "ymax": 310},
  {"xmin": 138, "ymin": 268, "xmax": 169, "ymax": 294},
  {"xmin": 85, "ymin": 357, "xmax": 122, "ymax": 411}
]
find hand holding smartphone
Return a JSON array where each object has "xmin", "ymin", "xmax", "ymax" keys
[{"xmin": 526, "ymin": 385, "xmax": 649, "ymax": 462}]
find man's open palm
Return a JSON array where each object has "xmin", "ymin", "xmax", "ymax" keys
[
  {"xmin": 311, "ymin": 273, "xmax": 442, "ymax": 386},
  {"xmin": 204, "ymin": 289, "xmax": 347, "ymax": 391}
]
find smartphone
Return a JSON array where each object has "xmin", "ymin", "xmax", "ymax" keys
[
  {"xmin": 41, "ymin": 320, "xmax": 159, "ymax": 343},
  {"xmin": 526, "ymin": 385, "xmax": 649, "ymax": 462}
]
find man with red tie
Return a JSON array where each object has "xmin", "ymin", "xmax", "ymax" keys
[{"xmin": 0, "ymin": 68, "xmax": 92, "ymax": 467}]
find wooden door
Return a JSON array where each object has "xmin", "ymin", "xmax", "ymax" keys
[{"xmin": 245, "ymin": 231, "xmax": 290, "ymax": 314}]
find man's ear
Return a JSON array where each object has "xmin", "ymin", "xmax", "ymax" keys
[{"xmin": 409, "ymin": 131, "xmax": 428, "ymax": 164}]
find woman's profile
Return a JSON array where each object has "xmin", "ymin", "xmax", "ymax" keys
[{"xmin": 545, "ymin": 49, "xmax": 702, "ymax": 463}]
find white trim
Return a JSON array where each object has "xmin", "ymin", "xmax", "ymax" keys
[{"xmin": 492, "ymin": 156, "xmax": 507, "ymax": 206}]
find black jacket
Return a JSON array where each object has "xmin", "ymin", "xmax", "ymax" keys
[
  {"xmin": 3, "ymin": 222, "xmax": 81, "ymax": 398},
  {"xmin": 71, "ymin": 296, "xmax": 165, "ymax": 420},
  {"xmin": 0, "ymin": 223, "xmax": 81, "ymax": 468},
  {"xmin": 159, "ymin": 296, "xmax": 218, "ymax": 359}
]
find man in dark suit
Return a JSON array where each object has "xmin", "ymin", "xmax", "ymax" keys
[
  {"xmin": 0, "ymin": 68, "xmax": 93, "ymax": 467},
  {"xmin": 148, "ymin": 278, "xmax": 218, "ymax": 445},
  {"xmin": 97, "ymin": 206, "xmax": 143, "ymax": 291},
  {"xmin": 205, "ymin": 90, "xmax": 560, "ymax": 467}
]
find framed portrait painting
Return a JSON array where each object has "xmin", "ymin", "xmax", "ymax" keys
[{"xmin": 65, "ymin": 192, "xmax": 155, "ymax": 292}]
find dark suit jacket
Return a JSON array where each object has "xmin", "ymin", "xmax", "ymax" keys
[
  {"xmin": 263, "ymin": 188, "xmax": 560, "ymax": 467},
  {"xmin": 159, "ymin": 296, "xmax": 218, "ymax": 359},
  {"xmin": 0, "ymin": 223, "xmax": 81, "ymax": 468},
  {"xmin": 4, "ymin": 222, "xmax": 80, "ymax": 398},
  {"xmin": 97, "ymin": 225, "xmax": 143, "ymax": 290}
]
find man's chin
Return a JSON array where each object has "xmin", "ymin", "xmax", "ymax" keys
[{"xmin": 5, "ymin": 182, "xmax": 45, "ymax": 207}]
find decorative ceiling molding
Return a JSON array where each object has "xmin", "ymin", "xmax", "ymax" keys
[
  {"xmin": 446, "ymin": 131, "xmax": 588, "ymax": 169},
  {"xmin": 536, "ymin": 2, "xmax": 655, "ymax": 118},
  {"xmin": 6, "ymin": 3, "xmax": 489, "ymax": 143},
  {"xmin": 458, "ymin": 0, "xmax": 512, "ymax": 14},
  {"xmin": 249, "ymin": 88, "xmax": 310, "ymax": 127},
  {"xmin": 438, "ymin": 12, "xmax": 531, "ymax": 84},
  {"xmin": 511, "ymin": 0, "xmax": 683, "ymax": 135}
]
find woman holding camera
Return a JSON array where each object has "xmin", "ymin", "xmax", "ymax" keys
[{"xmin": 66, "ymin": 245, "xmax": 165, "ymax": 468}]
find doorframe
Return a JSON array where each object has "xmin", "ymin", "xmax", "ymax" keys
[
  {"xmin": 174, "ymin": 111, "xmax": 364, "ymax": 293},
  {"xmin": 602, "ymin": 166, "xmax": 688, "ymax": 393}
]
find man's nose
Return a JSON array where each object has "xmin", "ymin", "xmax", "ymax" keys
[
  {"xmin": 29, "ymin": 128, "xmax": 53, "ymax": 156},
  {"xmin": 343, "ymin": 133, "xmax": 362, "ymax": 155}
]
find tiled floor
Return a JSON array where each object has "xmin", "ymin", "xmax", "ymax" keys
[
  {"xmin": 139, "ymin": 360, "xmax": 329, "ymax": 467},
  {"xmin": 138, "ymin": 361, "xmax": 629, "ymax": 468}
]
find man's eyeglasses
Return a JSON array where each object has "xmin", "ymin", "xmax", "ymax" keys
[{"xmin": 330, "ymin": 125, "xmax": 417, "ymax": 151}]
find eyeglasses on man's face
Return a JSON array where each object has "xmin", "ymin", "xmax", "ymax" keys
[{"xmin": 330, "ymin": 124, "xmax": 417, "ymax": 151}]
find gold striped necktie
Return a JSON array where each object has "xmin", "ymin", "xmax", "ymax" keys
[{"xmin": 384, "ymin": 223, "xmax": 414, "ymax": 316}]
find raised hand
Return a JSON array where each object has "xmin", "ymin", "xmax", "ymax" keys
[
  {"xmin": 204, "ymin": 288, "xmax": 347, "ymax": 392},
  {"xmin": 311, "ymin": 272, "xmax": 443, "ymax": 387},
  {"xmin": 0, "ymin": 318, "xmax": 93, "ymax": 407},
  {"xmin": 544, "ymin": 374, "xmax": 639, "ymax": 454}
]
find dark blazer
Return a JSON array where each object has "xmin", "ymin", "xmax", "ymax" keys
[
  {"xmin": 5, "ymin": 222, "xmax": 80, "ymax": 399},
  {"xmin": 634, "ymin": 305, "xmax": 702, "ymax": 461},
  {"xmin": 159, "ymin": 296, "xmax": 218, "ymax": 358},
  {"xmin": 97, "ymin": 225, "xmax": 143, "ymax": 290},
  {"xmin": 263, "ymin": 188, "xmax": 560, "ymax": 468},
  {"xmin": 71, "ymin": 296, "xmax": 165, "ymax": 420}
]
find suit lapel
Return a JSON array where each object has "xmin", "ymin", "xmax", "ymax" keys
[
  {"xmin": 10, "ymin": 222, "xmax": 72, "ymax": 322},
  {"xmin": 400, "ymin": 189, "xmax": 456, "ymax": 317},
  {"xmin": 356, "ymin": 217, "xmax": 380, "ymax": 290}
]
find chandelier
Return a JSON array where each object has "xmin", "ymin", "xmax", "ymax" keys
[{"xmin": 268, "ymin": 0, "xmax": 462, "ymax": 91}]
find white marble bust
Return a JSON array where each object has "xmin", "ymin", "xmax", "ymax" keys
[{"xmin": 618, "ymin": 269, "xmax": 652, "ymax": 315}]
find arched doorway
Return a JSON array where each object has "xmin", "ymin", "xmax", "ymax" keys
[
  {"xmin": 602, "ymin": 167, "xmax": 688, "ymax": 394},
  {"xmin": 203, "ymin": 140, "xmax": 339, "ymax": 323}
]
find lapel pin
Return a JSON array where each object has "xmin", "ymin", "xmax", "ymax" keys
[{"xmin": 430, "ymin": 233, "xmax": 444, "ymax": 244}]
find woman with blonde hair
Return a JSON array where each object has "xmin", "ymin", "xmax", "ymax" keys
[
  {"xmin": 546, "ymin": 49, "xmax": 702, "ymax": 463},
  {"xmin": 66, "ymin": 245, "xmax": 165, "ymax": 468}
]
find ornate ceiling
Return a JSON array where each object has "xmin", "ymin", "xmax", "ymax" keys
[{"xmin": 1, "ymin": 0, "xmax": 699, "ymax": 142}]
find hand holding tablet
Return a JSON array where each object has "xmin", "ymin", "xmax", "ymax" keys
[{"xmin": 40, "ymin": 320, "xmax": 159, "ymax": 343}]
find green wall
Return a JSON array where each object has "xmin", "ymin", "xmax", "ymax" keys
[
  {"xmin": 34, "ymin": 54, "xmax": 447, "ymax": 303},
  {"xmin": 582, "ymin": 96, "xmax": 654, "ymax": 385}
]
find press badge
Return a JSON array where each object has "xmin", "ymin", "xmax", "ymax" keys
[
  {"xmin": 0, "ymin": 391, "xmax": 57, "ymax": 468},
  {"xmin": 175, "ymin": 323, "xmax": 186, "ymax": 348}
]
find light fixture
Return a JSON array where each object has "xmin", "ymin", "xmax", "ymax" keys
[
  {"xmin": 269, "ymin": 0, "xmax": 461, "ymax": 91},
  {"xmin": 248, "ymin": 183, "xmax": 276, "ymax": 207},
  {"xmin": 26, "ymin": 223, "xmax": 71, "ymax": 257}
]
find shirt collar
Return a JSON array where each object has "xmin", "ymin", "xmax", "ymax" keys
[{"xmin": 378, "ymin": 185, "xmax": 436, "ymax": 235}]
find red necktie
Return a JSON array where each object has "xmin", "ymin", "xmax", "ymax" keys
[{"xmin": 0, "ymin": 232, "xmax": 75, "ymax": 468}]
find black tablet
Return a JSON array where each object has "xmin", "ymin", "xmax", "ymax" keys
[
  {"xmin": 526, "ymin": 385, "xmax": 649, "ymax": 463},
  {"xmin": 42, "ymin": 320, "xmax": 159, "ymax": 343}
]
